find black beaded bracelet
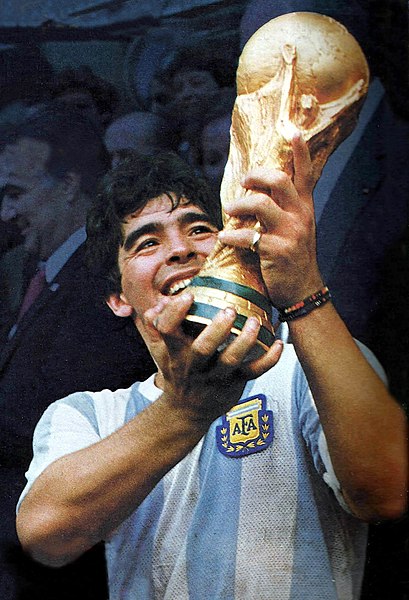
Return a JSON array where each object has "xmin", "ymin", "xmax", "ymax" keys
[{"xmin": 278, "ymin": 286, "xmax": 332, "ymax": 322}]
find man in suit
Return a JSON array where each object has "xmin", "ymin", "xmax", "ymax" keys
[{"xmin": 0, "ymin": 105, "xmax": 154, "ymax": 599}]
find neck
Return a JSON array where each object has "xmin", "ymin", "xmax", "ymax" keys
[{"xmin": 40, "ymin": 220, "xmax": 85, "ymax": 260}]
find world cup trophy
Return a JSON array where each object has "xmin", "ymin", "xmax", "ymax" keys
[{"xmin": 184, "ymin": 12, "xmax": 369, "ymax": 357}]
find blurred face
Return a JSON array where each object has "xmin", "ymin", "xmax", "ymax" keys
[
  {"xmin": 114, "ymin": 194, "xmax": 218, "ymax": 321},
  {"xmin": 1, "ymin": 138, "xmax": 68, "ymax": 259},
  {"xmin": 172, "ymin": 70, "xmax": 219, "ymax": 119},
  {"xmin": 104, "ymin": 116, "xmax": 165, "ymax": 168},
  {"xmin": 201, "ymin": 114, "xmax": 231, "ymax": 193},
  {"xmin": 57, "ymin": 89, "xmax": 101, "ymax": 127}
]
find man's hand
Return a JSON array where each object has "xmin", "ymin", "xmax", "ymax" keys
[
  {"xmin": 219, "ymin": 133, "xmax": 323, "ymax": 307},
  {"xmin": 144, "ymin": 291, "xmax": 283, "ymax": 426}
]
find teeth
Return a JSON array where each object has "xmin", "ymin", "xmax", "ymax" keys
[{"xmin": 168, "ymin": 278, "xmax": 192, "ymax": 296}]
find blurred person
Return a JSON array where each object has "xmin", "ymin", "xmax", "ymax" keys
[
  {"xmin": 198, "ymin": 94, "xmax": 234, "ymax": 197},
  {"xmin": 200, "ymin": 113, "xmax": 230, "ymax": 194},
  {"xmin": 161, "ymin": 46, "xmax": 236, "ymax": 166},
  {"xmin": 104, "ymin": 110, "xmax": 178, "ymax": 168},
  {"xmin": 15, "ymin": 145, "xmax": 407, "ymax": 600},
  {"xmin": 0, "ymin": 105, "xmax": 154, "ymax": 600},
  {"xmin": 48, "ymin": 65, "xmax": 119, "ymax": 131},
  {"xmin": 0, "ymin": 126, "xmax": 31, "ymax": 341}
]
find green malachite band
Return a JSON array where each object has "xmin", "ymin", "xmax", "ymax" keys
[
  {"xmin": 190, "ymin": 276, "xmax": 272, "ymax": 318},
  {"xmin": 186, "ymin": 302, "xmax": 275, "ymax": 349}
]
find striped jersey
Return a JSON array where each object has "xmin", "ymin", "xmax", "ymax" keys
[{"xmin": 20, "ymin": 341, "xmax": 381, "ymax": 599}]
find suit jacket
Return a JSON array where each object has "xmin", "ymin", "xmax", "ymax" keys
[
  {"xmin": 316, "ymin": 96, "xmax": 409, "ymax": 345},
  {"xmin": 0, "ymin": 243, "xmax": 155, "ymax": 600}
]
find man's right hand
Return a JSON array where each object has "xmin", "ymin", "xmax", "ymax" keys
[{"xmin": 144, "ymin": 290, "xmax": 283, "ymax": 428}]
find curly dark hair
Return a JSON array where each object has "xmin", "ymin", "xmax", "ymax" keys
[{"xmin": 86, "ymin": 151, "xmax": 222, "ymax": 299}]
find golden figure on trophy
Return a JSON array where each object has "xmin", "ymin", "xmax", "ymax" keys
[{"xmin": 184, "ymin": 12, "xmax": 369, "ymax": 357}]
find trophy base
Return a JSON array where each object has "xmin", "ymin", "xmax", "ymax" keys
[{"xmin": 183, "ymin": 276, "xmax": 275, "ymax": 361}]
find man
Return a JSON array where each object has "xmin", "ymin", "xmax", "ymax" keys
[
  {"xmin": 16, "ymin": 145, "xmax": 407, "ymax": 599},
  {"xmin": 0, "ymin": 105, "xmax": 154, "ymax": 599},
  {"xmin": 104, "ymin": 110, "xmax": 178, "ymax": 168},
  {"xmin": 48, "ymin": 65, "xmax": 119, "ymax": 132},
  {"xmin": 160, "ymin": 46, "xmax": 236, "ymax": 167}
]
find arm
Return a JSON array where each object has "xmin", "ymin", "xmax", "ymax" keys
[
  {"xmin": 219, "ymin": 133, "xmax": 408, "ymax": 522},
  {"xmin": 17, "ymin": 299, "xmax": 283, "ymax": 567}
]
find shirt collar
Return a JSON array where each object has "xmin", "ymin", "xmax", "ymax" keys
[{"xmin": 44, "ymin": 226, "xmax": 86, "ymax": 283}]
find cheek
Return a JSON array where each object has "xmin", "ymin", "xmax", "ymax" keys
[
  {"xmin": 22, "ymin": 189, "xmax": 51, "ymax": 218},
  {"xmin": 121, "ymin": 258, "xmax": 158, "ymax": 306},
  {"xmin": 200, "ymin": 234, "xmax": 218, "ymax": 255}
]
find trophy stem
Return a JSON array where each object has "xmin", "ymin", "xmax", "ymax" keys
[{"xmin": 183, "ymin": 276, "xmax": 275, "ymax": 358}]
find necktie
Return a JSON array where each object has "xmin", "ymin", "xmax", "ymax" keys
[{"xmin": 17, "ymin": 266, "xmax": 46, "ymax": 322}]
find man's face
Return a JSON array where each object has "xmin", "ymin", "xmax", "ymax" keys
[
  {"xmin": 172, "ymin": 70, "xmax": 219, "ymax": 120},
  {"xmin": 1, "ymin": 138, "xmax": 67, "ymax": 259},
  {"xmin": 115, "ymin": 194, "xmax": 219, "ymax": 320},
  {"xmin": 57, "ymin": 88, "xmax": 102, "ymax": 128}
]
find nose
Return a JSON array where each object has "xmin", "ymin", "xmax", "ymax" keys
[
  {"xmin": 166, "ymin": 234, "xmax": 197, "ymax": 264},
  {"xmin": 1, "ymin": 196, "xmax": 17, "ymax": 222}
]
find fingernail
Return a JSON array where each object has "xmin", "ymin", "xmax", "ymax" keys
[
  {"xmin": 181, "ymin": 291, "xmax": 193, "ymax": 302},
  {"xmin": 224, "ymin": 307, "xmax": 236, "ymax": 319},
  {"xmin": 246, "ymin": 316, "xmax": 260, "ymax": 331}
]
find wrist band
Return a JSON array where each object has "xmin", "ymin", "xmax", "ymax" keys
[{"xmin": 278, "ymin": 286, "xmax": 332, "ymax": 322}]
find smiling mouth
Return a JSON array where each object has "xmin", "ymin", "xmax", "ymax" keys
[{"xmin": 168, "ymin": 278, "xmax": 192, "ymax": 296}]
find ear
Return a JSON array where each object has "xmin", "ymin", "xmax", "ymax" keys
[{"xmin": 106, "ymin": 292, "xmax": 134, "ymax": 318}]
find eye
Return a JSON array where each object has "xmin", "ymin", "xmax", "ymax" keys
[
  {"xmin": 190, "ymin": 224, "xmax": 217, "ymax": 236},
  {"xmin": 135, "ymin": 238, "xmax": 159, "ymax": 252}
]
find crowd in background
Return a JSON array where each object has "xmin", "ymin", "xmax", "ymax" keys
[{"xmin": 0, "ymin": 0, "xmax": 407, "ymax": 598}]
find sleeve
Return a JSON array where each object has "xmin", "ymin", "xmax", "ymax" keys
[
  {"xmin": 294, "ymin": 340, "xmax": 387, "ymax": 513},
  {"xmin": 17, "ymin": 392, "xmax": 101, "ymax": 511}
]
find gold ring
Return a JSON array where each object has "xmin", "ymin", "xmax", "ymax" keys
[{"xmin": 249, "ymin": 230, "xmax": 262, "ymax": 253}]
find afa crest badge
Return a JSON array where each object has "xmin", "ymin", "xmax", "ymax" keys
[{"xmin": 216, "ymin": 394, "xmax": 274, "ymax": 457}]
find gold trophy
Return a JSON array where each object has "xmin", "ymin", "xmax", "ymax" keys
[{"xmin": 184, "ymin": 12, "xmax": 369, "ymax": 357}]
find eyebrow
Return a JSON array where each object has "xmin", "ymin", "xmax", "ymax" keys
[{"xmin": 122, "ymin": 210, "xmax": 217, "ymax": 252}]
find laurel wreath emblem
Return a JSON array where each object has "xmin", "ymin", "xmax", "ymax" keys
[{"xmin": 220, "ymin": 414, "xmax": 271, "ymax": 454}]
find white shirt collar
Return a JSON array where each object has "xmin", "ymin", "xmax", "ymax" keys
[{"xmin": 45, "ymin": 227, "xmax": 87, "ymax": 283}]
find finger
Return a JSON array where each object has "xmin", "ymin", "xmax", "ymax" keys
[
  {"xmin": 292, "ymin": 132, "xmax": 314, "ymax": 198},
  {"xmin": 242, "ymin": 339, "xmax": 284, "ymax": 380},
  {"xmin": 190, "ymin": 307, "xmax": 238, "ymax": 368},
  {"xmin": 146, "ymin": 292, "xmax": 193, "ymax": 345},
  {"xmin": 143, "ymin": 297, "xmax": 171, "ymax": 339},
  {"xmin": 240, "ymin": 168, "xmax": 299, "ymax": 212},
  {"xmin": 218, "ymin": 316, "xmax": 262, "ymax": 367},
  {"xmin": 223, "ymin": 190, "xmax": 280, "ymax": 226},
  {"xmin": 218, "ymin": 227, "xmax": 278, "ymax": 255}
]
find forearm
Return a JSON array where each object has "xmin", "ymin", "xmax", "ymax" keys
[
  {"xmin": 289, "ymin": 301, "xmax": 408, "ymax": 521},
  {"xmin": 17, "ymin": 395, "xmax": 207, "ymax": 567}
]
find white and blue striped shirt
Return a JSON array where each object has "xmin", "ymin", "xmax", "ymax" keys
[{"xmin": 20, "ymin": 340, "xmax": 382, "ymax": 599}]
